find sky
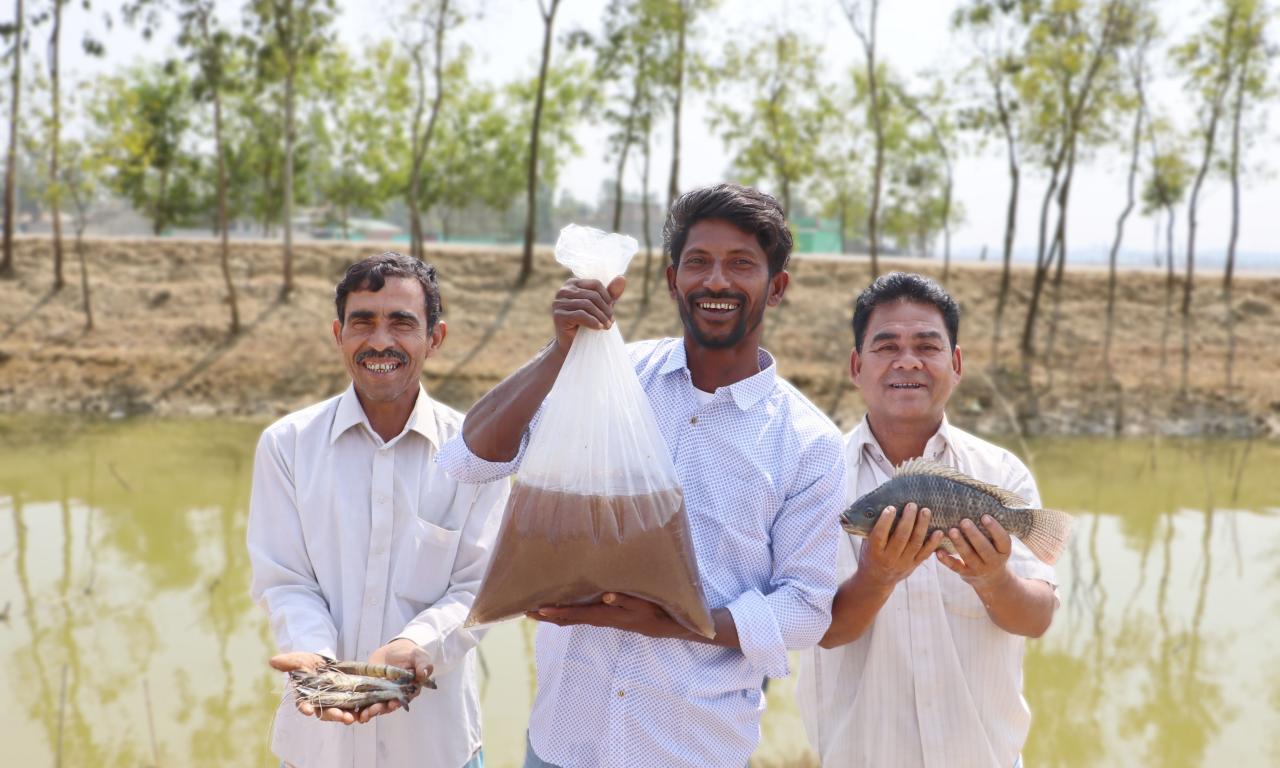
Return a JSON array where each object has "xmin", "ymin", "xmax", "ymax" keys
[{"xmin": 29, "ymin": 0, "xmax": 1280, "ymax": 264}]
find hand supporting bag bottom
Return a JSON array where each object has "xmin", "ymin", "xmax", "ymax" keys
[{"xmin": 464, "ymin": 225, "xmax": 714, "ymax": 638}]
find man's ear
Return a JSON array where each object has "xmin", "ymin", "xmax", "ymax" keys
[
  {"xmin": 425, "ymin": 321, "xmax": 447, "ymax": 358},
  {"xmin": 952, "ymin": 344, "xmax": 963, "ymax": 382},
  {"xmin": 766, "ymin": 270, "xmax": 789, "ymax": 307},
  {"xmin": 666, "ymin": 264, "xmax": 678, "ymax": 299},
  {"xmin": 849, "ymin": 345, "xmax": 862, "ymax": 387},
  {"xmin": 332, "ymin": 318, "xmax": 343, "ymax": 348}
]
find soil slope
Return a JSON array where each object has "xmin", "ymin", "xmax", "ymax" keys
[{"xmin": 1, "ymin": 237, "xmax": 1277, "ymax": 438}]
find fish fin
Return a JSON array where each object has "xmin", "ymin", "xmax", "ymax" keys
[
  {"xmin": 893, "ymin": 458, "xmax": 1030, "ymax": 508},
  {"xmin": 1021, "ymin": 507, "xmax": 1074, "ymax": 565},
  {"xmin": 939, "ymin": 537, "xmax": 958, "ymax": 555}
]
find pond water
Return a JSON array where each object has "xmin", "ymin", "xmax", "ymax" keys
[{"xmin": 1, "ymin": 416, "xmax": 1277, "ymax": 767}]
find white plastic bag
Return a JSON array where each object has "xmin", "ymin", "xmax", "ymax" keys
[{"xmin": 465, "ymin": 225, "xmax": 714, "ymax": 637}]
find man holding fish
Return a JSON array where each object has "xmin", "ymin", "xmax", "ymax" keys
[
  {"xmin": 796, "ymin": 272, "xmax": 1066, "ymax": 768},
  {"xmin": 247, "ymin": 252, "xmax": 508, "ymax": 768}
]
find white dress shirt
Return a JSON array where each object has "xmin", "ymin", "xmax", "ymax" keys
[
  {"xmin": 439, "ymin": 338, "xmax": 846, "ymax": 768},
  {"xmin": 248, "ymin": 385, "xmax": 508, "ymax": 768},
  {"xmin": 796, "ymin": 416, "xmax": 1057, "ymax": 768}
]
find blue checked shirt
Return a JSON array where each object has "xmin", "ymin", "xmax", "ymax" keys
[{"xmin": 438, "ymin": 337, "xmax": 845, "ymax": 767}]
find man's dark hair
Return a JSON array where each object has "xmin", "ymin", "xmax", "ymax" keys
[
  {"xmin": 335, "ymin": 251, "xmax": 443, "ymax": 329},
  {"xmin": 852, "ymin": 272, "xmax": 960, "ymax": 351},
  {"xmin": 662, "ymin": 183, "xmax": 793, "ymax": 275}
]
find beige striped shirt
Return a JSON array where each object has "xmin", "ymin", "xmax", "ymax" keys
[{"xmin": 796, "ymin": 417, "xmax": 1057, "ymax": 768}]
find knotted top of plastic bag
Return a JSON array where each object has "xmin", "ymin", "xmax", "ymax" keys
[{"xmin": 555, "ymin": 224, "xmax": 639, "ymax": 284}]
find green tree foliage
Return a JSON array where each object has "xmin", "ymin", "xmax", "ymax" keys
[
  {"xmin": 89, "ymin": 62, "xmax": 203, "ymax": 236},
  {"xmin": 245, "ymin": 0, "xmax": 335, "ymax": 296},
  {"xmin": 310, "ymin": 46, "xmax": 399, "ymax": 237},
  {"xmin": 711, "ymin": 30, "xmax": 830, "ymax": 219},
  {"xmin": 590, "ymin": 0, "xmax": 669, "ymax": 234}
]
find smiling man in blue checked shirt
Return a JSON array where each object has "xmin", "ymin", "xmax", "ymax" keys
[{"xmin": 438, "ymin": 184, "xmax": 846, "ymax": 767}]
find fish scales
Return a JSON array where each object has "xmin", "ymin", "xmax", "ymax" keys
[{"xmin": 839, "ymin": 458, "xmax": 1073, "ymax": 565}]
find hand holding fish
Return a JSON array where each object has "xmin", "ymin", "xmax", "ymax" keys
[
  {"xmin": 269, "ymin": 652, "xmax": 359, "ymax": 725},
  {"xmin": 858, "ymin": 502, "xmax": 946, "ymax": 587},
  {"xmin": 935, "ymin": 515, "xmax": 1013, "ymax": 587},
  {"xmin": 352, "ymin": 639, "xmax": 435, "ymax": 724}
]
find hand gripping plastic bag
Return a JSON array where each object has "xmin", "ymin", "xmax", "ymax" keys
[{"xmin": 464, "ymin": 225, "xmax": 715, "ymax": 638}]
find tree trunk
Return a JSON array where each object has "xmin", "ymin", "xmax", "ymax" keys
[
  {"xmin": 49, "ymin": 0, "xmax": 64, "ymax": 291},
  {"xmin": 407, "ymin": 0, "xmax": 450, "ymax": 262},
  {"xmin": 852, "ymin": 0, "xmax": 883, "ymax": 278},
  {"xmin": 641, "ymin": 119, "xmax": 654, "ymax": 305},
  {"xmin": 1, "ymin": 0, "xmax": 24, "ymax": 278},
  {"xmin": 1181, "ymin": 4, "xmax": 1238, "ymax": 396},
  {"xmin": 991, "ymin": 80, "xmax": 1019, "ymax": 368},
  {"xmin": 1159, "ymin": 204, "xmax": 1175, "ymax": 370},
  {"xmin": 611, "ymin": 64, "xmax": 643, "ymax": 233},
  {"xmin": 519, "ymin": 0, "xmax": 560, "ymax": 285},
  {"xmin": 1223, "ymin": 34, "xmax": 1251, "ymax": 391},
  {"xmin": 666, "ymin": 0, "xmax": 686, "ymax": 210},
  {"xmin": 1103, "ymin": 82, "xmax": 1143, "ymax": 377},
  {"xmin": 282, "ymin": 51, "xmax": 296, "ymax": 299},
  {"xmin": 214, "ymin": 88, "xmax": 240, "ymax": 335},
  {"xmin": 1042, "ymin": 138, "xmax": 1078, "ymax": 383},
  {"xmin": 1019, "ymin": 155, "xmax": 1063, "ymax": 363},
  {"xmin": 838, "ymin": 196, "xmax": 848, "ymax": 255},
  {"xmin": 75, "ymin": 223, "xmax": 91, "ymax": 331}
]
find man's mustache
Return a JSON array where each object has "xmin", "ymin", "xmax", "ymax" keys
[
  {"xmin": 355, "ymin": 348, "xmax": 408, "ymax": 365},
  {"xmin": 686, "ymin": 289, "xmax": 749, "ymax": 305}
]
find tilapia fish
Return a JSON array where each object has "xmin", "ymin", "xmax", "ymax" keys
[{"xmin": 839, "ymin": 458, "xmax": 1073, "ymax": 565}]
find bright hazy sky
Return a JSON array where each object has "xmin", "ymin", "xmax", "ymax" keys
[{"xmin": 38, "ymin": 0, "xmax": 1280, "ymax": 260}]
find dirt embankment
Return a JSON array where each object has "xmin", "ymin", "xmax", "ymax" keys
[{"xmin": 0, "ymin": 237, "xmax": 1277, "ymax": 438}]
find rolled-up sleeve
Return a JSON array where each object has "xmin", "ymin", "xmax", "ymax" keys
[
  {"xmin": 1002, "ymin": 458, "xmax": 1058, "ymax": 586},
  {"xmin": 729, "ymin": 433, "xmax": 845, "ymax": 679},
  {"xmin": 247, "ymin": 428, "xmax": 339, "ymax": 658},
  {"xmin": 437, "ymin": 410, "xmax": 541, "ymax": 485},
  {"xmin": 394, "ymin": 476, "xmax": 509, "ymax": 673}
]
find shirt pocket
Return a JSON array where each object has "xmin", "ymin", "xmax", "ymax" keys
[
  {"xmin": 394, "ymin": 517, "xmax": 463, "ymax": 606},
  {"xmin": 939, "ymin": 570, "xmax": 988, "ymax": 620}
]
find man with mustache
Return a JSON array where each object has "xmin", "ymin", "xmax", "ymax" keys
[
  {"xmin": 795, "ymin": 272, "xmax": 1058, "ymax": 768},
  {"xmin": 439, "ymin": 184, "xmax": 846, "ymax": 767},
  {"xmin": 248, "ymin": 252, "xmax": 508, "ymax": 768}
]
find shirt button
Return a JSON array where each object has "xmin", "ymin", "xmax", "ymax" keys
[
  {"xmin": 689, "ymin": 416, "xmax": 698, "ymax": 425},
  {"xmin": 617, "ymin": 690, "xmax": 625, "ymax": 697}
]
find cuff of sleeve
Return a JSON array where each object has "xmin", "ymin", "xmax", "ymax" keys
[
  {"xmin": 391, "ymin": 623, "xmax": 444, "ymax": 656},
  {"xmin": 726, "ymin": 589, "xmax": 789, "ymax": 680},
  {"xmin": 437, "ymin": 432, "xmax": 523, "ymax": 485},
  {"xmin": 1009, "ymin": 556, "xmax": 1057, "ymax": 586}
]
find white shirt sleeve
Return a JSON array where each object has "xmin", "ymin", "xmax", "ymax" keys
[
  {"xmin": 1002, "ymin": 454, "xmax": 1058, "ymax": 586},
  {"xmin": 393, "ymin": 476, "xmax": 510, "ymax": 673},
  {"xmin": 247, "ymin": 427, "xmax": 340, "ymax": 658}
]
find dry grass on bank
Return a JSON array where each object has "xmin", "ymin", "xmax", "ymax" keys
[{"xmin": 0, "ymin": 236, "xmax": 1277, "ymax": 438}]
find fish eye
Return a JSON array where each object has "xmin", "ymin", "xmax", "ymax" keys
[{"xmin": 863, "ymin": 507, "xmax": 875, "ymax": 518}]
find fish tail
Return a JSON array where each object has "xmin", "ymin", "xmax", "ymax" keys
[{"xmin": 1022, "ymin": 507, "xmax": 1074, "ymax": 565}]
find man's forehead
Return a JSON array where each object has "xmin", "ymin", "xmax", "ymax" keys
[
  {"xmin": 866, "ymin": 299, "xmax": 947, "ymax": 333},
  {"xmin": 683, "ymin": 219, "xmax": 763, "ymax": 254},
  {"xmin": 345, "ymin": 281, "xmax": 427, "ymax": 317}
]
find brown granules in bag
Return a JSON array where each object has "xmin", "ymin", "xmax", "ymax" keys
[{"xmin": 465, "ymin": 482, "xmax": 715, "ymax": 638}]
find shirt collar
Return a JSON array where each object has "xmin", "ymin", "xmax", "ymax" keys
[
  {"xmin": 851, "ymin": 413, "xmax": 954, "ymax": 464},
  {"xmin": 657, "ymin": 339, "xmax": 778, "ymax": 411},
  {"xmin": 329, "ymin": 384, "xmax": 444, "ymax": 448}
]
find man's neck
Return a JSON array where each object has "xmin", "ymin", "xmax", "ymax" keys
[
  {"xmin": 357, "ymin": 389, "xmax": 419, "ymax": 443},
  {"xmin": 866, "ymin": 413, "xmax": 944, "ymax": 467},
  {"xmin": 683, "ymin": 335, "xmax": 763, "ymax": 392}
]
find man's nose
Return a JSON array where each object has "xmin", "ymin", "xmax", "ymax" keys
[
  {"xmin": 892, "ymin": 352, "xmax": 923, "ymax": 369},
  {"xmin": 705, "ymin": 259, "xmax": 731, "ymax": 292},
  {"xmin": 368, "ymin": 322, "xmax": 395, "ymax": 350}
]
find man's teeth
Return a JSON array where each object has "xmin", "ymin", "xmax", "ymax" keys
[
  {"xmin": 364, "ymin": 361, "xmax": 400, "ymax": 373},
  {"xmin": 698, "ymin": 301, "xmax": 738, "ymax": 311},
  {"xmin": 890, "ymin": 383, "xmax": 923, "ymax": 389}
]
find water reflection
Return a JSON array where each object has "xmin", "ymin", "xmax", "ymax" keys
[{"xmin": 0, "ymin": 419, "xmax": 1277, "ymax": 767}]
